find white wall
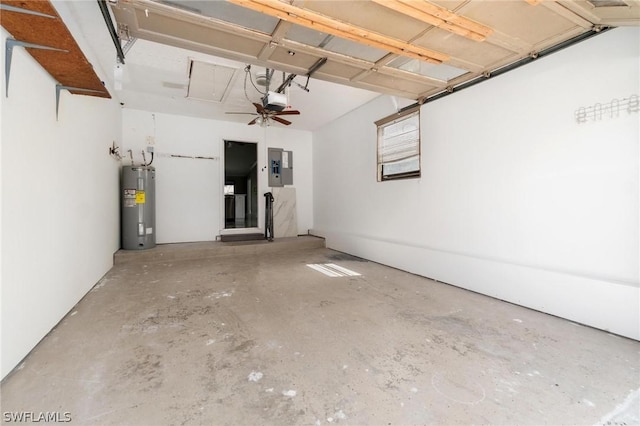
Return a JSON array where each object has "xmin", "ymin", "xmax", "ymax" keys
[
  {"xmin": 313, "ymin": 27, "xmax": 639, "ymax": 340},
  {"xmin": 122, "ymin": 109, "xmax": 313, "ymax": 243},
  {"xmin": 0, "ymin": 23, "xmax": 122, "ymax": 378}
]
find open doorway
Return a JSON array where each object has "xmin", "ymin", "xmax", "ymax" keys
[{"xmin": 224, "ymin": 140, "xmax": 258, "ymax": 229}]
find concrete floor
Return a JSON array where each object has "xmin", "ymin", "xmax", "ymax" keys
[{"xmin": 2, "ymin": 237, "xmax": 639, "ymax": 425}]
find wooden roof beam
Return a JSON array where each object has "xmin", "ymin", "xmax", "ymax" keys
[
  {"xmin": 227, "ymin": 0, "xmax": 449, "ymax": 64},
  {"xmin": 373, "ymin": 0, "xmax": 494, "ymax": 41}
]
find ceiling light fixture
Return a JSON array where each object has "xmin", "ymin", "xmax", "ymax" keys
[{"xmin": 256, "ymin": 72, "xmax": 269, "ymax": 86}]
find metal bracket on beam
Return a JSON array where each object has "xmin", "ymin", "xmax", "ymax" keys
[
  {"xmin": 5, "ymin": 39, "xmax": 68, "ymax": 97},
  {"xmin": 275, "ymin": 57, "xmax": 328, "ymax": 93},
  {"xmin": 121, "ymin": 37, "xmax": 137, "ymax": 56},
  {"xmin": 56, "ymin": 84, "xmax": 106, "ymax": 120},
  {"xmin": 302, "ymin": 57, "xmax": 328, "ymax": 91},
  {"xmin": 0, "ymin": 4, "xmax": 57, "ymax": 19}
]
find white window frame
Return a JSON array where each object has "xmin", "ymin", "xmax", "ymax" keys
[{"xmin": 375, "ymin": 105, "xmax": 421, "ymax": 181}]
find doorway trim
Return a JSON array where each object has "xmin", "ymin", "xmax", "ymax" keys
[{"xmin": 220, "ymin": 139, "xmax": 261, "ymax": 236}]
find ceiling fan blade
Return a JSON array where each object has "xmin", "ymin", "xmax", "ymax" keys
[
  {"xmin": 248, "ymin": 117, "xmax": 259, "ymax": 125},
  {"xmin": 274, "ymin": 110, "xmax": 300, "ymax": 115},
  {"xmin": 226, "ymin": 112, "xmax": 258, "ymax": 115},
  {"xmin": 271, "ymin": 116, "xmax": 292, "ymax": 126},
  {"xmin": 253, "ymin": 102, "xmax": 265, "ymax": 114}
]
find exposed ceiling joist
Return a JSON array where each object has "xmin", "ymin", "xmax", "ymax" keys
[
  {"xmin": 227, "ymin": 0, "xmax": 449, "ymax": 64},
  {"xmin": 279, "ymin": 39, "xmax": 374, "ymax": 70},
  {"xmin": 105, "ymin": 0, "xmax": 638, "ymax": 115},
  {"xmin": 257, "ymin": 20, "xmax": 293, "ymax": 61},
  {"xmin": 371, "ymin": 0, "xmax": 493, "ymax": 42}
]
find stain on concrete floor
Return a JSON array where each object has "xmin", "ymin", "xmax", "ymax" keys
[{"xmin": 1, "ymin": 246, "xmax": 639, "ymax": 425}]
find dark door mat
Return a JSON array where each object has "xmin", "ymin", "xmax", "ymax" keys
[{"xmin": 220, "ymin": 233, "xmax": 265, "ymax": 242}]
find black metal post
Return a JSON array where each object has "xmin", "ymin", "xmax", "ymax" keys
[{"xmin": 264, "ymin": 192, "xmax": 274, "ymax": 241}]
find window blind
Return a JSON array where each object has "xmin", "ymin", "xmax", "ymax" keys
[{"xmin": 376, "ymin": 107, "xmax": 420, "ymax": 180}]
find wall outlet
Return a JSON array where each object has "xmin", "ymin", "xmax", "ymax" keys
[{"xmin": 146, "ymin": 136, "xmax": 155, "ymax": 145}]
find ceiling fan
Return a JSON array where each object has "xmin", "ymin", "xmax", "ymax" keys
[
  {"xmin": 227, "ymin": 101, "xmax": 300, "ymax": 126},
  {"xmin": 225, "ymin": 64, "xmax": 312, "ymax": 127}
]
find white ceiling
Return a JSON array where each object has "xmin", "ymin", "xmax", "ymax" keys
[{"xmin": 59, "ymin": 0, "xmax": 384, "ymax": 131}]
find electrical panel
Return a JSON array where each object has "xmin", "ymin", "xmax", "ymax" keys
[{"xmin": 268, "ymin": 147, "xmax": 293, "ymax": 187}]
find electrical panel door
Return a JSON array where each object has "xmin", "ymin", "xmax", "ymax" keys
[{"xmin": 268, "ymin": 148, "xmax": 293, "ymax": 187}]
